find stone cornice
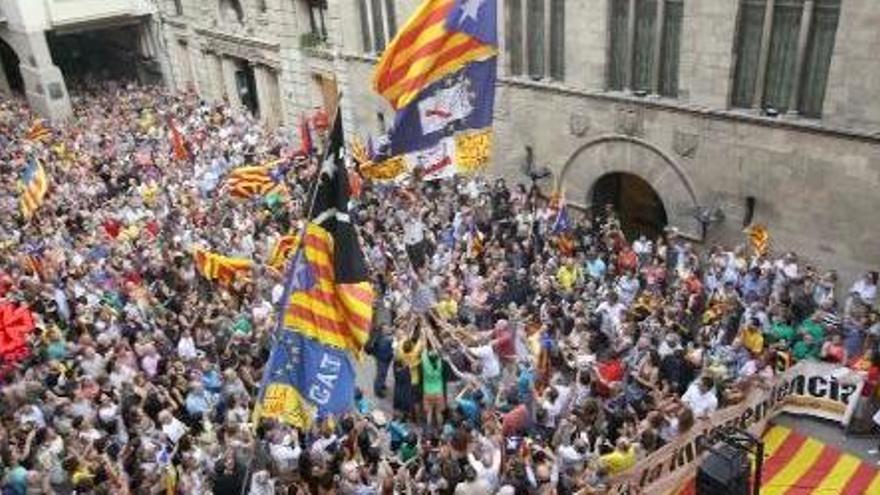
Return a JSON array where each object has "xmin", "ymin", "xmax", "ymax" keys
[{"xmin": 194, "ymin": 27, "xmax": 281, "ymax": 69}]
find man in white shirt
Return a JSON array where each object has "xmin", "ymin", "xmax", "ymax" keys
[
  {"xmin": 159, "ymin": 410, "xmax": 189, "ymax": 444},
  {"xmin": 470, "ymin": 344, "xmax": 501, "ymax": 381},
  {"xmin": 595, "ymin": 293, "xmax": 627, "ymax": 336},
  {"xmin": 682, "ymin": 376, "xmax": 719, "ymax": 418}
]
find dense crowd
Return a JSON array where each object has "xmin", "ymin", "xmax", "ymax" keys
[{"xmin": 1, "ymin": 83, "xmax": 879, "ymax": 495}]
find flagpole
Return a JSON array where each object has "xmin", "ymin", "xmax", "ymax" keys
[
  {"xmin": 243, "ymin": 95, "xmax": 344, "ymax": 495},
  {"xmin": 251, "ymin": 92, "xmax": 345, "ymax": 423}
]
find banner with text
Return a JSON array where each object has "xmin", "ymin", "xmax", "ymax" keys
[{"xmin": 606, "ymin": 361, "xmax": 865, "ymax": 494}]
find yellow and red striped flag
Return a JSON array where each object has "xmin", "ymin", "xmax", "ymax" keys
[
  {"xmin": 372, "ymin": 0, "xmax": 497, "ymax": 111},
  {"xmin": 281, "ymin": 108, "xmax": 374, "ymax": 354},
  {"xmin": 268, "ymin": 234, "xmax": 298, "ymax": 272},
  {"xmin": 26, "ymin": 120, "xmax": 52, "ymax": 143},
  {"xmin": 192, "ymin": 247, "xmax": 253, "ymax": 286},
  {"xmin": 744, "ymin": 224, "xmax": 770, "ymax": 256},
  {"xmin": 19, "ymin": 159, "xmax": 49, "ymax": 220},
  {"xmin": 224, "ymin": 161, "xmax": 285, "ymax": 199}
]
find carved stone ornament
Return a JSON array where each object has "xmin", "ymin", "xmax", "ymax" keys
[
  {"xmin": 569, "ymin": 112, "xmax": 590, "ymax": 137},
  {"xmin": 614, "ymin": 105, "xmax": 643, "ymax": 137},
  {"xmin": 673, "ymin": 130, "xmax": 699, "ymax": 158}
]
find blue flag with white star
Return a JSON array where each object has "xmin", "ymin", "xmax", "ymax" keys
[{"xmin": 446, "ymin": 0, "xmax": 497, "ymax": 45}]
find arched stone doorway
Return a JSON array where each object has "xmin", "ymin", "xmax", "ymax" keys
[
  {"xmin": 0, "ymin": 36, "xmax": 24, "ymax": 94},
  {"xmin": 557, "ymin": 134, "xmax": 702, "ymax": 239},
  {"xmin": 592, "ymin": 172, "xmax": 668, "ymax": 240}
]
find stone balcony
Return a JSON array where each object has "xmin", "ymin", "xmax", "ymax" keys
[{"xmin": 47, "ymin": 0, "xmax": 155, "ymax": 29}]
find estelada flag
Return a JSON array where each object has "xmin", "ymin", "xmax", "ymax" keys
[
  {"xmin": 166, "ymin": 116, "xmax": 190, "ymax": 161},
  {"xmin": 281, "ymin": 106, "xmax": 374, "ymax": 354},
  {"xmin": 372, "ymin": 0, "xmax": 497, "ymax": 111},
  {"xmin": 19, "ymin": 159, "xmax": 49, "ymax": 220},
  {"xmin": 256, "ymin": 106, "xmax": 372, "ymax": 428}
]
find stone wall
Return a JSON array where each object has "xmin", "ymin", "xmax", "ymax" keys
[{"xmin": 156, "ymin": 0, "xmax": 880, "ymax": 286}]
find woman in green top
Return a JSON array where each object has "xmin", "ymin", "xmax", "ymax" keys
[
  {"xmin": 767, "ymin": 318, "xmax": 796, "ymax": 345},
  {"xmin": 421, "ymin": 350, "xmax": 446, "ymax": 428}
]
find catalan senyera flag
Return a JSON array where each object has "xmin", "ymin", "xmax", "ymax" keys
[
  {"xmin": 371, "ymin": 0, "xmax": 497, "ymax": 181},
  {"xmin": 672, "ymin": 425, "xmax": 880, "ymax": 495},
  {"xmin": 19, "ymin": 159, "xmax": 49, "ymax": 220},
  {"xmin": 224, "ymin": 161, "xmax": 285, "ymax": 199},
  {"xmin": 192, "ymin": 247, "xmax": 253, "ymax": 286},
  {"xmin": 373, "ymin": 0, "xmax": 497, "ymax": 111},
  {"xmin": 745, "ymin": 224, "xmax": 770, "ymax": 256},
  {"xmin": 256, "ymin": 106, "xmax": 373, "ymax": 428},
  {"xmin": 26, "ymin": 120, "xmax": 52, "ymax": 143}
]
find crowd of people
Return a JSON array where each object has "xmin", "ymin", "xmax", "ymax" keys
[{"xmin": 1, "ymin": 82, "xmax": 879, "ymax": 494}]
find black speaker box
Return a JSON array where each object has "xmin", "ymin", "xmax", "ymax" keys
[{"xmin": 696, "ymin": 443, "xmax": 750, "ymax": 495}]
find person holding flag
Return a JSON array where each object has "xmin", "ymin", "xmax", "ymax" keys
[{"xmin": 19, "ymin": 158, "xmax": 49, "ymax": 221}]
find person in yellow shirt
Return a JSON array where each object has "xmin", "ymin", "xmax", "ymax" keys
[
  {"xmin": 556, "ymin": 257, "xmax": 581, "ymax": 292},
  {"xmin": 600, "ymin": 438, "xmax": 637, "ymax": 475},
  {"xmin": 434, "ymin": 288, "xmax": 459, "ymax": 320},
  {"xmin": 740, "ymin": 318, "xmax": 764, "ymax": 355}
]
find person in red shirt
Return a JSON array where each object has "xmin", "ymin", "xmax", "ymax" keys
[
  {"xmin": 618, "ymin": 246, "xmax": 639, "ymax": 273},
  {"xmin": 594, "ymin": 350, "xmax": 625, "ymax": 398},
  {"xmin": 492, "ymin": 319, "xmax": 516, "ymax": 366}
]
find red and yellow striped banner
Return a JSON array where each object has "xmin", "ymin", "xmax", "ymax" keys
[
  {"xmin": 673, "ymin": 425, "xmax": 880, "ymax": 495},
  {"xmin": 192, "ymin": 247, "xmax": 253, "ymax": 286},
  {"xmin": 225, "ymin": 162, "xmax": 284, "ymax": 199}
]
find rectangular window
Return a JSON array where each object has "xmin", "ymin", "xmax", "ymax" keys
[
  {"xmin": 370, "ymin": 0, "xmax": 386, "ymax": 51},
  {"xmin": 763, "ymin": 0, "xmax": 804, "ymax": 112},
  {"xmin": 526, "ymin": 0, "xmax": 545, "ymax": 79},
  {"xmin": 632, "ymin": 0, "xmax": 657, "ymax": 92},
  {"xmin": 549, "ymin": 0, "xmax": 566, "ymax": 80},
  {"xmin": 358, "ymin": 0, "xmax": 371, "ymax": 52},
  {"xmin": 506, "ymin": 0, "xmax": 524, "ymax": 76},
  {"xmin": 357, "ymin": 0, "xmax": 396, "ymax": 53},
  {"xmin": 307, "ymin": 0, "xmax": 328, "ymax": 41},
  {"xmin": 731, "ymin": 0, "xmax": 767, "ymax": 107},
  {"xmin": 505, "ymin": 0, "xmax": 565, "ymax": 81},
  {"xmin": 384, "ymin": 0, "xmax": 397, "ymax": 39},
  {"xmin": 799, "ymin": 0, "xmax": 840, "ymax": 117},
  {"xmin": 659, "ymin": 0, "xmax": 683, "ymax": 96},
  {"xmin": 731, "ymin": 0, "xmax": 839, "ymax": 117},
  {"xmin": 608, "ymin": 0, "xmax": 681, "ymax": 96},
  {"xmin": 607, "ymin": 0, "xmax": 630, "ymax": 90}
]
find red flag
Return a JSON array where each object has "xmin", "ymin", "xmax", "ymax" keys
[
  {"xmin": 167, "ymin": 116, "xmax": 190, "ymax": 161},
  {"xmin": 348, "ymin": 169, "xmax": 363, "ymax": 198},
  {"xmin": 0, "ymin": 302, "xmax": 35, "ymax": 363},
  {"xmin": 299, "ymin": 116, "xmax": 312, "ymax": 157}
]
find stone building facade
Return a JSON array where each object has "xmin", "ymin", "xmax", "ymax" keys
[
  {"xmin": 0, "ymin": 0, "xmax": 165, "ymax": 121},
  {"xmin": 155, "ymin": 0, "xmax": 879, "ymax": 286},
  {"xmin": 5, "ymin": 0, "xmax": 880, "ymax": 284}
]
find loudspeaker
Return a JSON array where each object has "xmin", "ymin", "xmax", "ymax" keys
[{"xmin": 696, "ymin": 443, "xmax": 750, "ymax": 495}]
